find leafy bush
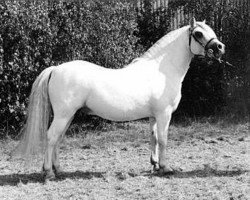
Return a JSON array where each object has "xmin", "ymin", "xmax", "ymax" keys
[{"xmin": 0, "ymin": 0, "xmax": 140, "ymax": 136}]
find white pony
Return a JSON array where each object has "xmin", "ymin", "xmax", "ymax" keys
[{"xmin": 12, "ymin": 18, "xmax": 225, "ymax": 180}]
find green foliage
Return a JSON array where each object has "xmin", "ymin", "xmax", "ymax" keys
[{"xmin": 0, "ymin": 0, "xmax": 140, "ymax": 135}]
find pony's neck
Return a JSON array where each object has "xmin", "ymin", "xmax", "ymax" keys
[{"xmin": 142, "ymin": 26, "xmax": 194, "ymax": 81}]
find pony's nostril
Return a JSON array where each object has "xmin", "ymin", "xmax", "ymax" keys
[{"xmin": 217, "ymin": 44, "xmax": 222, "ymax": 49}]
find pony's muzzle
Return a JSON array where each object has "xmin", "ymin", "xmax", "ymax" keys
[{"xmin": 206, "ymin": 39, "xmax": 225, "ymax": 61}]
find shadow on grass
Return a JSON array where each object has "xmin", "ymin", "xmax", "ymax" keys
[
  {"xmin": 0, "ymin": 170, "xmax": 104, "ymax": 186},
  {"xmin": 149, "ymin": 166, "xmax": 250, "ymax": 179},
  {"xmin": 1, "ymin": 167, "xmax": 249, "ymax": 186},
  {"xmin": 172, "ymin": 169, "xmax": 250, "ymax": 179}
]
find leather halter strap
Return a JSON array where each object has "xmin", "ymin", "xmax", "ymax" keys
[{"xmin": 189, "ymin": 26, "xmax": 217, "ymax": 50}]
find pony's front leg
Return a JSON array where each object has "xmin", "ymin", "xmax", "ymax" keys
[
  {"xmin": 150, "ymin": 117, "xmax": 160, "ymax": 171},
  {"xmin": 155, "ymin": 109, "xmax": 173, "ymax": 174}
]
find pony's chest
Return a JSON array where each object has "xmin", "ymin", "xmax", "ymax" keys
[{"xmin": 152, "ymin": 77, "xmax": 183, "ymax": 112}]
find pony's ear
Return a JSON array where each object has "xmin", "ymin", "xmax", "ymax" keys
[
  {"xmin": 190, "ymin": 17, "xmax": 196, "ymax": 28},
  {"xmin": 202, "ymin": 19, "xmax": 206, "ymax": 24}
]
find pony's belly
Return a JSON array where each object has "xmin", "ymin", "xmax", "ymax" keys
[
  {"xmin": 86, "ymin": 97, "xmax": 152, "ymax": 121},
  {"xmin": 90, "ymin": 108, "xmax": 150, "ymax": 121}
]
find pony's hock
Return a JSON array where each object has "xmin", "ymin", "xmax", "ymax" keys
[{"xmin": 12, "ymin": 18, "xmax": 225, "ymax": 180}]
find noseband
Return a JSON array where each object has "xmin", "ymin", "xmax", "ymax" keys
[{"xmin": 189, "ymin": 26, "xmax": 217, "ymax": 51}]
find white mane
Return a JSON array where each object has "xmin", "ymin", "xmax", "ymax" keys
[{"xmin": 141, "ymin": 26, "xmax": 189, "ymax": 59}]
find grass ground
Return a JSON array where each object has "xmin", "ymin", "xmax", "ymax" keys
[{"xmin": 0, "ymin": 120, "xmax": 249, "ymax": 200}]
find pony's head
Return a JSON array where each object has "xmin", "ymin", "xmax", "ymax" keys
[{"xmin": 189, "ymin": 18, "xmax": 225, "ymax": 61}]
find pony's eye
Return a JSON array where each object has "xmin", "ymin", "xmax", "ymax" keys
[{"xmin": 194, "ymin": 31, "xmax": 203, "ymax": 38}]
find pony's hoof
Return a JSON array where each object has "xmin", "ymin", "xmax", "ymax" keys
[
  {"xmin": 44, "ymin": 173, "xmax": 56, "ymax": 182},
  {"xmin": 158, "ymin": 165, "xmax": 174, "ymax": 175},
  {"xmin": 53, "ymin": 166, "xmax": 64, "ymax": 177},
  {"xmin": 43, "ymin": 169, "xmax": 56, "ymax": 181},
  {"xmin": 54, "ymin": 169, "xmax": 64, "ymax": 177}
]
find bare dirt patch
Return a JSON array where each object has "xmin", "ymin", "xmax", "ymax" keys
[{"xmin": 0, "ymin": 121, "xmax": 249, "ymax": 200}]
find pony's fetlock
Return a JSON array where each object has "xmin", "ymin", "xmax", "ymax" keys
[
  {"xmin": 153, "ymin": 163, "xmax": 160, "ymax": 172},
  {"xmin": 150, "ymin": 155, "xmax": 158, "ymax": 165},
  {"xmin": 52, "ymin": 165, "xmax": 63, "ymax": 177},
  {"xmin": 150, "ymin": 155, "xmax": 160, "ymax": 172}
]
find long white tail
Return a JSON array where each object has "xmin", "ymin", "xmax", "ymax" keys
[{"xmin": 12, "ymin": 66, "xmax": 55, "ymax": 159}]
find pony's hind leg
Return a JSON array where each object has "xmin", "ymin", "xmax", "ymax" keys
[
  {"xmin": 51, "ymin": 134, "xmax": 64, "ymax": 176},
  {"xmin": 52, "ymin": 117, "xmax": 73, "ymax": 176},
  {"xmin": 43, "ymin": 116, "xmax": 72, "ymax": 180}
]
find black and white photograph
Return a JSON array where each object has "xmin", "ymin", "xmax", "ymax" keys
[{"xmin": 0, "ymin": 0, "xmax": 249, "ymax": 199}]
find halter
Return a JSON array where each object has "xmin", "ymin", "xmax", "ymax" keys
[{"xmin": 189, "ymin": 26, "xmax": 217, "ymax": 51}]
